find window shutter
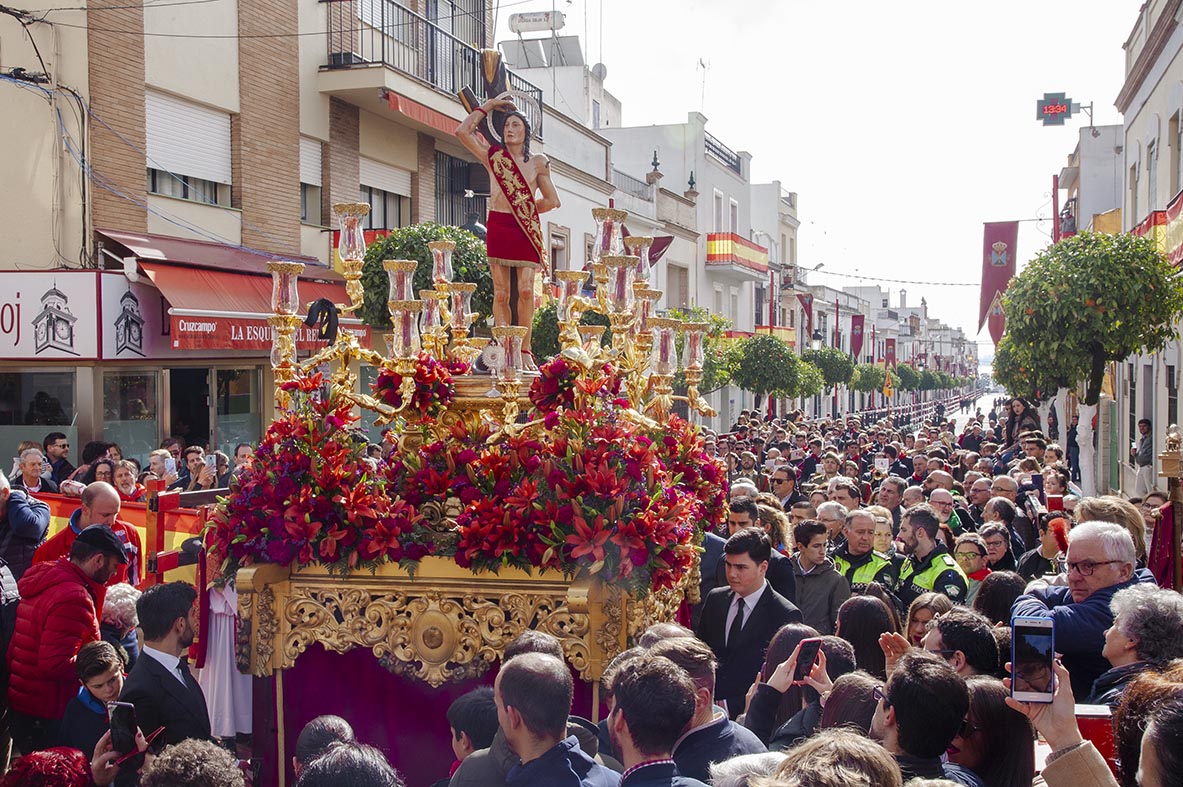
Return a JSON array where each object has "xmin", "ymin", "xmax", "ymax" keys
[
  {"xmin": 359, "ymin": 157, "xmax": 412, "ymax": 196},
  {"xmin": 300, "ymin": 138, "xmax": 323, "ymax": 187},
  {"xmin": 145, "ymin": 90, "xmax": 232, "ymax": 185}
]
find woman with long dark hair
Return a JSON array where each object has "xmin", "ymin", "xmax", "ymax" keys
[
  {"xmin": 1004, "ymin": 397, "xmax": 1041, "ymax": 454},
  {"xmin": 835, "ymin": 595, "xmax": 894, "ymax": 679},
  {"xmin": 948, "ymin": 676, "xmax": 1035, "ymax": 787},
  {"xmin": 740, "ymin": 623, "xmax": 819, "ymax": 745}
]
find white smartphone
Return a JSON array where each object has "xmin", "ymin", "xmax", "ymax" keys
[
  {"xmin": 164, "ymin": 457, "xmax": 177, "ymax": 475},
  {"xmin": 1011, "ymin": 616, "xmax": 1055, "ymax": 703}
]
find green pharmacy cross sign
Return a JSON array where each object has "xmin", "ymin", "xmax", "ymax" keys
[{"xmin": 1036, "ymin": 93, "xmax": 1078, "ymax": 126}]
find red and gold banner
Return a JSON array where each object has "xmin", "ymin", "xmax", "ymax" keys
[
  {"xmin": 884, "ymin": 338, "xmax": 896, "ymax": 367},
  {"xmin": 1132, "ymin": 186, "xmax": 1183, "ymax": 265},
  {"xmin": 797, "ymin": 293, "xmax": 814, "ymax": 335},
  {"xmin": 979, "ymin": 222, "xmax": 1018, "ymax": 332},
  {"xmin": 850, "ymin": 314, "xmax": 865, "ymax": 359}
]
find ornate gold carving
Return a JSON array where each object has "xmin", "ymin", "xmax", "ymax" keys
[
  {"xmin": 255, "ymin": 585, "xmax": 279, "ymax": 675},
  {"xmin": 277, "ymin": 574, "xmax": 593, "ymax": 687},
  {"xmin": 237, "ymin": 558, "xmax": 688, "ymax": 687}
]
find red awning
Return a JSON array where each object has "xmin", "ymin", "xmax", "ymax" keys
[
  {"xmin": 139, "ymin": 262, "xmax": 369, "ymax": 351},
  {"xmin": 97, "ymin": 228, "xmax": 334, "ymax": 278}
]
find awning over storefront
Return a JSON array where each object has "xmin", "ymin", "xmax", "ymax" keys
[
  {"xmin": 139, "ymin": 263, "xmax": 369, "ymax": 351},
  {"xmin": 98, "ymin": 228, "xmax": 328, "ymax": 277}
]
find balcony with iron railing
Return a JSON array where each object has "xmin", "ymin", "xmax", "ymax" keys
[
  {"xmin": 704, "ymin": 131, "xmax": 742, "ymax": 176},
  {"xmin": 323, "ymin": 0, "xmax": 543, "ymax": 137}
]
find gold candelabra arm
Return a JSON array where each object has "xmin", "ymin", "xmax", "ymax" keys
[{"xmin": 645, "ymin": 374, "xmax": 675, "ymax": 424}]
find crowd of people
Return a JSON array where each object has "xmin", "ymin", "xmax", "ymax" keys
[{"xmin": 2, "ymin": 394, "xmax": 1183, "ymax": 786}]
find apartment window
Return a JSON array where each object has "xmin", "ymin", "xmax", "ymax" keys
[
  {"xmin": 1148, "ymin": 140, "xmax": 1159, "ymax": 211},
  {"xmin": 1130, "ymin": 164, "xmax": 1140, "ymax": 223},
  {"xmin": 300, "ymin": 184, "xmax": 322, "ymax": 224},
  {"xmin": 145, "ymin": 90, "xmax": 231, "ymax": 204},
  {"xmin": 360, "ymin": 186, "xmax": 403, "ymax": 231},
  {"xmin": 300, "ymin": 137, "xmax": 323, "ymax": 225},
  {"xmin": 789, "ymin": 236, "xmax": 797, "ymax": 266},
  {"xmin": 730, "ymin": 291, "xmax": 739, "ymax": 323},
  {"xmin": 1172, "ymin": 114, "xmax": 1183, "ymax": 196},
  {"xmin": 585, "ymin": 233, "xmax": 595, "ymax": 266},
  {"xmin": 729, "ymin": 199, "xmax": 739, "ymax": 234},
  {"xmin": 147, "ymin": 169, "xmax": 229, "ymax": 206},
  {"xmin": 435, "ymin": 151, "xmax": 486, "ymax": 228},
  {"xmin": 667, "ymin": 265, "xmax": 689, "ymax": 308},
  {"xmin": 549, "ymin": 224, "xmax": 570, "ymax": 271},
  {"xmin": 713, "ymin": 287, "xmax": 723, "ymax": 315},
  {"xmin": 755, "ymin": 286, "xmax": 765, "ymax": 327},
  {"xmin": 713, "ymin": 191, "xmax": 725, "ymax": 233},
  {"xmin": 592, "ymin": 100, "xmax": 601, "ymax": 130}
]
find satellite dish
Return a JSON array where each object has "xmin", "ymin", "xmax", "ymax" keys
[{"xmin": 591, "ymin": 63, "xmax": 607, "ymax": 82}]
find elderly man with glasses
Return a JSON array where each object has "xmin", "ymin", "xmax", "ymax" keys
[{"xmin": 1011, "ymin": 520, "xmax": 1157, "ymax": 699}]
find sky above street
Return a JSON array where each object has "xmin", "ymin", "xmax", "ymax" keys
[{"xmin": 495, "ymin": 0, "xmax": 1139, "ymax": 365}]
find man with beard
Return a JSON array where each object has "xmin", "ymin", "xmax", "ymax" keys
[
  {"xmin": 120, "ymin": 581, "xmax": 212, "ymax": 744},
  {"xmin": 897, "ymin": 504, "xmax": 968, "ymax": 607},
  {"xmin": 7, "ymin": 524, "xmax": 127, "ymax": 752}
]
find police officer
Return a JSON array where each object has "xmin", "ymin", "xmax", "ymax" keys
[
  {"xmin": 832, "ymin": 509, "xmax": 898, "ymax": 594},
  {"xmin": 896, "ymin": 504, "xmax": 968, "ymax": 607}
]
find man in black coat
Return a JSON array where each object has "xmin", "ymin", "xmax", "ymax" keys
[
  {"xmin": 694, "ymin": 528, "xmax": 802, "ymax": 719},
  {"xmin": 120, "ymin": 581, "xmax": 211, "ymax": 746}
]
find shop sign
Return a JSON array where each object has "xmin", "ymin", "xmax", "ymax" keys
[
  {"xmin": 0, "ymin": 272, "xmax": 100, "ymax": 360},
  {"xmin": 100, "ymin": 273, "xmax": 170, "ymax": 360},
  {"xmin": 169, "ymin": 315, "xmax": 370, "ymax": 351}
]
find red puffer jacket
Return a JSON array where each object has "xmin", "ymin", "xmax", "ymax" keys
[{"xmin": 7, "ymin": 559, "xmax": 102, "ymax": 719}]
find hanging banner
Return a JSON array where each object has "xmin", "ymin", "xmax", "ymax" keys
[
  {"xmin": 850, "ymin": 314, "xmax": 865, "ymax": 359},
  {"xmin": 796, "ymin": 293, "xmax": 814, "ymax": 335},
  {"xmin": 884, "ymin": 338, "xmax": 897, "ymax": 367},
  {"xmin": 987, "ymin": 291, "xmax": 1006, "ymax": 346},
  {"xmin": 979, "ymin": 221, "xmax": 1018, "ymax": 331},
  {"xmin": 882, "ymin": 369, "xmax": 894, "ymax": 398}
]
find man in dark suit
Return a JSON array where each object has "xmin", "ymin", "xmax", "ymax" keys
[
  {"xmin": 120, "ymin": 581, "xmax": 211, "ymax": 745},
  {"xmin": 718, "ymin": 500, "xmax": 795, "ymax": 601},
  {"xmin": 694, "ymin": 528, "xmax": 802, "ymax": 719}
]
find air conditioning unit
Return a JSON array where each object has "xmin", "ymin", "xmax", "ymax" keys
[{"xmin": 329, "ymin": 51, "xmax": 366, "ymax": 67}]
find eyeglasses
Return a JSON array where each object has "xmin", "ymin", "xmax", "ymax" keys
[
  {"xmin": 772, "ymin": 478, "xmax": 790, "ymax": 485},
  {"xmin": 53, "ymin": 442, "xmax": 69, "ymax": 448},
  {"xmin": 984, "ymin": 540, "xmax": 1006, "ymax": 549},
  {"xmin": 872, "ymin": 685, "xmax": 891, "ymax": 708},
  {"xmin": 1066, "ymin": 559, "xmax": 1122, "ymax": 576},
  {"xmin": 954, "ymin": 552, "xmax": 984, "ymax": 561},
  {"xmin": 959, "ymin": 718, "xmax": 980, "ymax": 739}
]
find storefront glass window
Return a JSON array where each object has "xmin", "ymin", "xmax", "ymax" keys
[
  {"xmin": 215, "ymin": 368, "xmax": 260, "ymax": 459},
  {"xmin": 0, "ymin": 370, "xmax": 76, "ymax": 466},
  {"xmin": 103, "ymin": 371, "xmax": 159, "ymax": 467}
]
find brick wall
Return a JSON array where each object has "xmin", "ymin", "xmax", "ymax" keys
[
  {"xmin": 236, "ymin": 0, "xmax": 301, "ymax": 253},
  {"xmin": 412, "ymin": 132, "xmax": 435, "ymax": 224},
  {"xmin": 325, "ymin": 98, "xmax": 360, "ymax": 226},
  {"xmin": 87, "ymin": 0, "xmax": 147, "ymax": 232}
]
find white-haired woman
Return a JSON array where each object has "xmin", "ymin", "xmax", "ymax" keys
[
  {"xmin": 101, "ymin": 581, "xmax": 142, "ymax": 669},
  {"xmin": 1087, "ymin": 582, "xmax": 1183, "ymax": 707}
]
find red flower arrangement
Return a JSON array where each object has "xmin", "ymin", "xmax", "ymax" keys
[
  {"xmin": 372, "ymin": 353, "xmax": 457, "ymax": 420},
  {"xmin": 528, "ymin": 356, "xmax": 622, "ymax": 415},
  {"xmin": 210, "ymin": 359, "xmax": 725, "ymax": 597},
  {"xmin": 452, "ymin": 407, "xmax": 703, "ymax": 594},
  {"xmin": 206, "ymin": 373, "xmax": 434, "ymax": 578}
]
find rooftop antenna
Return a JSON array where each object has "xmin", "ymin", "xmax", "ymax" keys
[{"xmin": 697, "ymin": 58, "xmax": 709, "ymax": 113}]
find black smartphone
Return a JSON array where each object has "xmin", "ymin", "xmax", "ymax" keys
[
  {"xmin": 1029, "ymin": 473, "xmax": 1045, "ymax": 503},
  {"xmin": 107, "ymin": 701, "xmax": 138, "ymax": 754},
  {"xmin": 1011, "ymin": 616, "xmax": 1055, "ymax": 703},
  {"xmin": 794, "ymin": 638, "xmax": 823, "ymax": 682}
]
